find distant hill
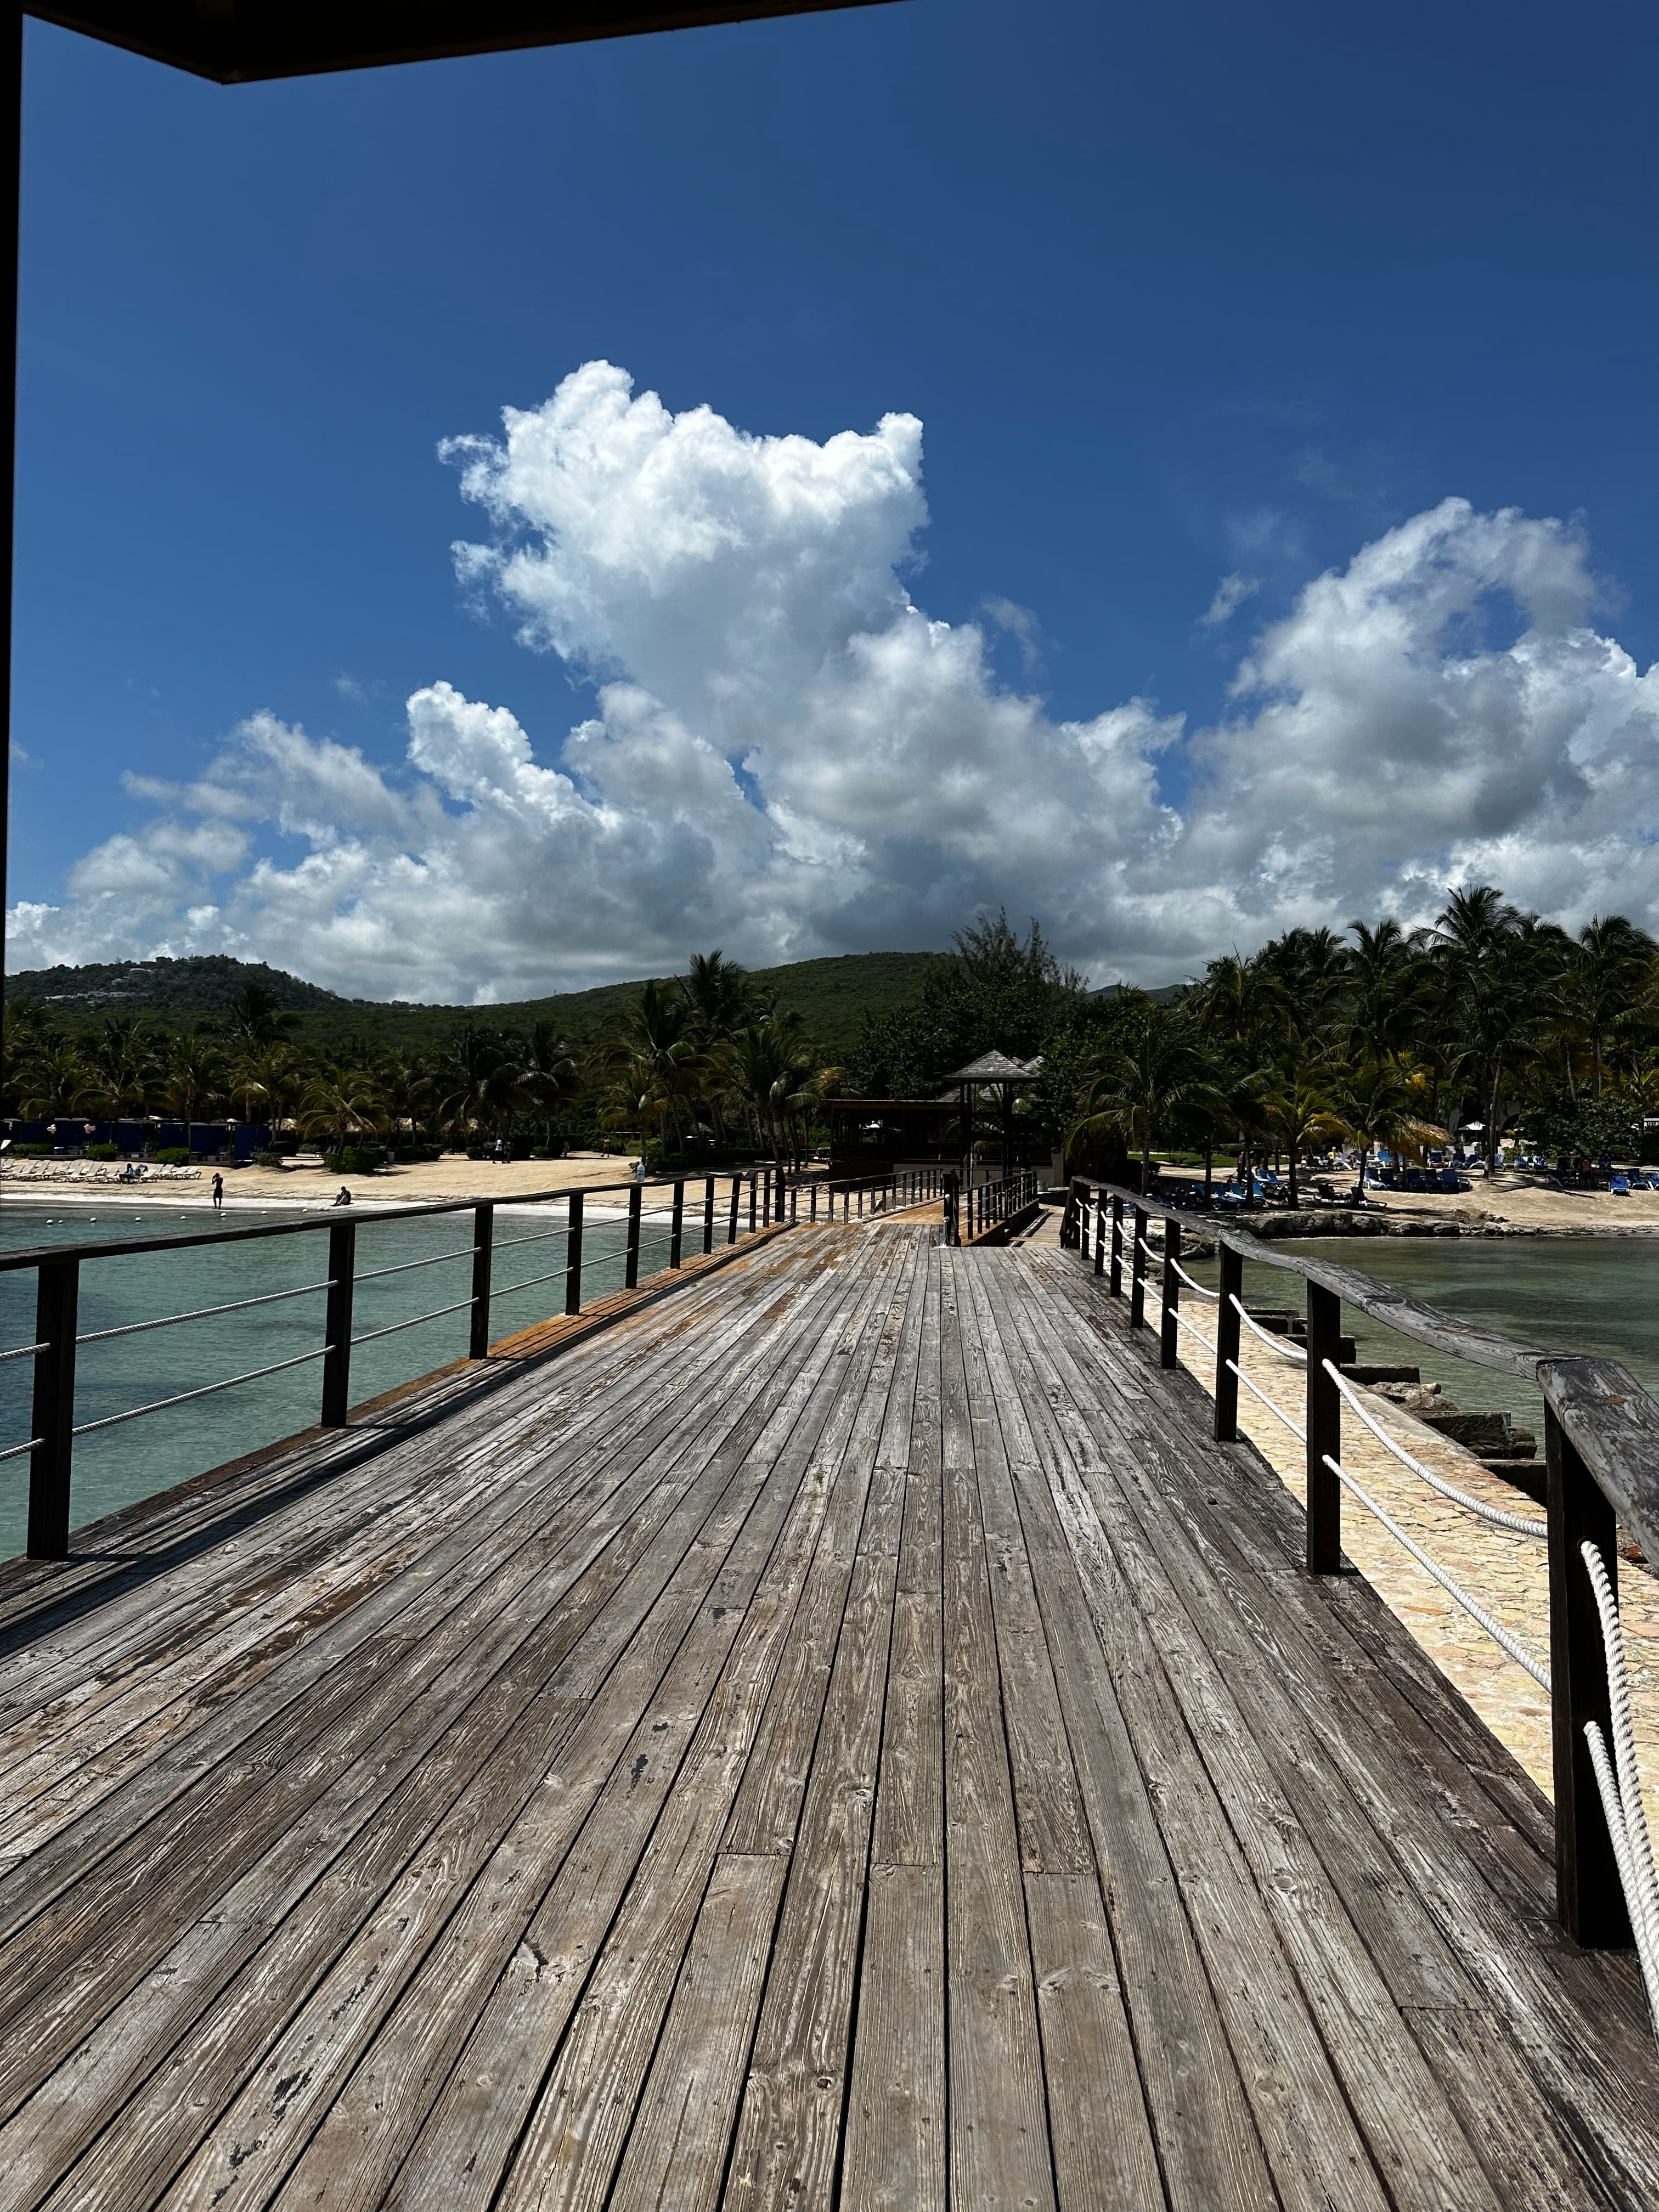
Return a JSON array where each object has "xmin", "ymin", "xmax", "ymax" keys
[{"xmin": 5, "ymin": 949, "xmax": 940, "ymax": 1060}]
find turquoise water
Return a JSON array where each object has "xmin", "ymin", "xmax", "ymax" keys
[
  {"xmin": 1184, "ymin": 1234, "xmax": 1659, "ymax": 1434},
  {"xmin": 0, "ymin": 1197, "xmax": 670, "ymax": 1559}
]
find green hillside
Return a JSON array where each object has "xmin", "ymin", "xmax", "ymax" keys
[{"xmin": 7, "ymin": 949, "xmax": 939, "ymax": 1059}]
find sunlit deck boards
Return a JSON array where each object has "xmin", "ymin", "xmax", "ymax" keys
[{"xmin": 0, "ymin": 1223, "xmax": 1655, "ymax": 2209}]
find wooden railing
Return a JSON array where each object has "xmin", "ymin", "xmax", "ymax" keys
[
  {"xmin": 945, "ymin": 1168, "xmax": 1039, "ymax": 1246},
  {"xmin": 3, "ymin": 1166, "xmax": 798, "ymax": 1564},
  {"xmin": 1063, "ymin": 1175, "xmax": 1659, "ymax": 1958}
]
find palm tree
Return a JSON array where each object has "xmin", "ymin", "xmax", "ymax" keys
[
  {"xmin": 1565, "ymin": 915, "xmax": 1657, "ymax": 1097},
  {"xmin": 298, "ymin": 1060, "xmax": 387, "ymax": 1152},
  {"xmin": 719, "ymin": 1012, "xmax": 837, "ymax": 1165},
  {"xmin": 160, "ymin": 1031, "xmax": 227, "ymax": 1142},
  {"xmin": 438, "ymin": 1026, "xmax": 529, "ymax": 1150},
  {"xmin": 222, "ymin": 981, "xmax": 297, "ymax": 1051},
  {"xmin": 523, "ymin": 1023, "xmax": 577, "ymax": 1152},
  {"xmin": 602, "ymin": 981, "xmax": 703, "ymax": 1156},
  {"xmin": 1344, "ymin": 917, "xmax": 1430, "ymax": 1061},
  {"xmin": 15, "ymin": 1037, "xmax": 96, "ymax": 1120},
  {"xmin": 1329, "ymin": 1054, "xmax": 1426, "ymax": 1198},
  {"xmin": 1257, "ymin": 1056, "xmax": 1341, "ymax": 1207},
  {"xmin": 82, "ymin": 1018, "xmax": 163, "ymax": 1119},
  {"xmin": 228, "ymin": 1042, "xmax": 302, "ymax": 1132},
  {"xmin": 1069, "ymin": 1009, "xmax": 1221, "ymax": 1192}
]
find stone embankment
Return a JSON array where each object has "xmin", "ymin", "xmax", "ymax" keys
[{"xmin": 1242, "ymin": 1204, "xmax": 1525, "ymax": 1238}]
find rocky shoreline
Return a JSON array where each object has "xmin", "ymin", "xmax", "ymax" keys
[{"xmin": 1181, "ymin": 1204, "xmax": 1659, "ymax": 1242}]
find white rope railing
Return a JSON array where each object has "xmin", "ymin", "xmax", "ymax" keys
[
  {"xmin": 1321, "ymin": 1452, "xmax": 1552, "ymax": 1691},
  {"xmin": 1170, "ymin": 1305, "xmax": 1218, "ymax": 1358},
  {"xmin": 1322, "ymin": 1361, "xmax": 1549, "ymax": 1539},
  {"xmin": 1228, "ymin": 1292, "xmax": 1307, "ymax": 1363},
  {"xmin": 1135, "ymin": 1235, "xmax": 1222, "ymax": 1303},
  {"xmin": 1227, "ymin": 1357, "xmax": 1306, "ymax": 1444},
  {"xmin": 1582, "ymin": 1541, "xmax": 1659, "ymax": 2033}
]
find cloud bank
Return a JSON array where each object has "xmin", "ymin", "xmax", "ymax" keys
[{"xmin": 10, "ymin": 361, "xmax": 1659, "ymax": 1000}]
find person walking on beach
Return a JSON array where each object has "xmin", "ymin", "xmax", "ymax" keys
[{"xmin": 211, "ymin": 1171, "xmax": 224, "ymax": 1212}]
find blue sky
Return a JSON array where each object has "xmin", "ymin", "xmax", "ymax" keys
[{"xmin": 9, "ymin": 0, "xmax": 1659, "ymax": 999}]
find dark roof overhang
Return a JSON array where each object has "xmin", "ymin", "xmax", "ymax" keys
[{"xmin": 26, "ymin": 2, "xmax": 901, "ymax": 85}]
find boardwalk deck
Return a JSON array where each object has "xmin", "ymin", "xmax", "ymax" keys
[{"xmin": 0, "ymin": 1223, "xmax": 1655, "ymax": 2209}]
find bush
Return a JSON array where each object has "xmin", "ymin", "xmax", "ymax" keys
[
  {"xmin": 393, "ymin": 1143, "xmax": 442, "ymax": 1164},
  {"xmin": 251, "ymin": 1149, "xmax": 287, "ymax": 1168},
  {"xmin": 323, "ymin": 1144, "xmax": 386, "ymax": 1176},
  {"xmin": 8, "ymin": 1142, "xmax": 50, "ymax": 1157},
  {"xmin": 86, "ymin": 1143, "xmax": 120, "ymax": 1161},
  {"xmin": 154, "ymin": 1147, "xmax": 193, "ymax": 1166}
]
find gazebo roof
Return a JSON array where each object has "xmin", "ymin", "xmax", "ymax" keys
[
  {"xmin": 948, "ymin": 1051, "xmax": 1041, "ymax": 1085},
  {"xmin": 30, "ymin": 2, "xmax": 898, "ymax": 84}
]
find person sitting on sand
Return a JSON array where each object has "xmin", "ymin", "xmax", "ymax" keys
[{"xmin": 332, "ymin": 1186, "xmax": 352, "ymax": 1206}]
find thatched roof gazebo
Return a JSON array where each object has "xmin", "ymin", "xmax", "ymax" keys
[{"xmin": 948, "ymin": 1049, "xmax": 1041, "ymax": 1183}]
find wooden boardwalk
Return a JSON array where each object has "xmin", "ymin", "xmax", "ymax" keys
[{"xmin": 0, "ymin": 1223, "xmax": 1656, "ymax": 2209}]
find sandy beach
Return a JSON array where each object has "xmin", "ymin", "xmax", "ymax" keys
[
  {"xmin": 0, "ymin": 1150, "xmax": 646, "ymax": 1212},
  {"xmin": 1158, "ymin": 1165, "xmax": 1659, "ymax": 1235}
]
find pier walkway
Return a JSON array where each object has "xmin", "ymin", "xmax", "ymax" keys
[{"xmin": 0, "ymin": 1223, "xmax": 1656, "ymax": 2208}]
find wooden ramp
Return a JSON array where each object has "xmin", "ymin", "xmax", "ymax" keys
[{"xmin": 0, "ymin": 1224, "xmax": 1655, "ymax": 2209}]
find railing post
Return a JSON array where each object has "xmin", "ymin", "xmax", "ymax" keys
[
  {"xmin": 1544, "ymin": 1398, "xmax": 1632, "ymax": 1946},
  {"xmin": 469, "ymin": 1200, "xmax": 494, "ymax": 1358},
  {"xmin": 625, "ymin": 1181, "xmax": 644, "ymax": 1289},
  {"xmin": 1093, "ymin": 1191, "xmax": 1106, "ymax": 1277},
  {"xmin": 810, "ymin": 1182, "xmax": 819, "ymax": 1222},
  {"xmin": 789, "ymin": 1182, "xmax": 798, "ymax": 1224},
  {"xmin": 728, "ymin": 1176, "xmax": 741, "ymax": 1245},
  {"xmin": 321, "ymin": 1220, "xmax": 356, "ymax": 1429},
  {"xmin": 1109, "ymin": 1194, "xmax": 1124, "ymax": 1297},
  {"xmin": 1160, "ymin": 1219, "xmax": 1181, "ymax": 1369},
  {"xmin": 670, "ymin": 1179, "xmax": 684, "ymax": 1269},
  {"xmin": 565, "ymin": 1192, "xmax": 584, "ymax": 1316},
  {"xmin": 1129, "ymin": 1205, "xmax": 1148, "ymax": 1328},
  {"xmin": 750, "ymin": 1176, "xmax": 759, "ymax": 1234},
  {"xmin": 943, "ymin": 1171, "xmax": 960, "ymax": 1246},
  {"xmin": 1215, "ymin": 1242, "xmax": 1243, "ymax": 1441},
  {"xmin": 27, "ymin": 1257, "xmax": 79, "ymax": 1560},
  {"xmin": 1305, "ymin": 1282, "xmax": 1342, "ymax": 1574},
  {"xmin": 704, "ymin": 1176, "xmax": 716, "ymax": 1255}
]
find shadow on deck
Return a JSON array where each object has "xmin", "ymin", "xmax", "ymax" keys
[{"xmin": 0, "ymin": 1223, "xmax": 1652, "ymax": 2208}]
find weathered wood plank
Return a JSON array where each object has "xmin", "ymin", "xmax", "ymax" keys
[
  {"xmin": 1024, "ymin": 1871, "xmax": 1163, "ymax": 2212},
  {"xmin": 840, "ymin": 1864, "xmax": 945, "ymax": 2212},
  {"xmin": 719, "ymin": 1547, "xmax": 896, "ymax": 2212},
  {"xmin": 605, "ymin": 1853, "xmax": 789, "ymax": 2212},
  {"xmin": 956, "ymin": 1261, "xmax": 1092, "ymax": 1876},
  {"xmin": 936, "ymin": 1255, "xmax": 1056, "ymax": 2212}
]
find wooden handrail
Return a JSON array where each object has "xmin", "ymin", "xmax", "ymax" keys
[{"xmin": 1064, "ymin": 1170, "xmax": 1659, "ymax": 1953}]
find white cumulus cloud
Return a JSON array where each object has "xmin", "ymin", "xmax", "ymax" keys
[{"xmin": 10, "ymin": 364, "xmax": 1659, "ymax": 998}]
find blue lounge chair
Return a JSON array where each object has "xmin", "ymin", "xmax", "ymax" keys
[{"xmin": 1610, "ymin": 1173, "xmax": 1632, "ymax": 1195}]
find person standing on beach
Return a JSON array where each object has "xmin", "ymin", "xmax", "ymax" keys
[{"xmin": 211, "ymin": 1171, "xmax": 224, "ymax": 1212}]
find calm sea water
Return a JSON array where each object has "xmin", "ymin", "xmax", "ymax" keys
[
  {"xmin": 1184, "ymin": 1234, "xmax": 1659, "ymax": 1435},
  {"xmin": 7, "ymin": 1204, "xmax": 1654, "ymax": 1559},
  {"xmin": 0, "ymin": 1197, "xmax": 665, "ymax": 1559}
]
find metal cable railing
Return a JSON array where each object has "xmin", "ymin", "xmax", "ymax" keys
[
  {"xmin": 0, "ymin": 1162, "xmax": 798, "ymax": 1562},
  {"xmin": 74, "ymin": 1277, "xmax": 335, "ymax": 1344}
]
